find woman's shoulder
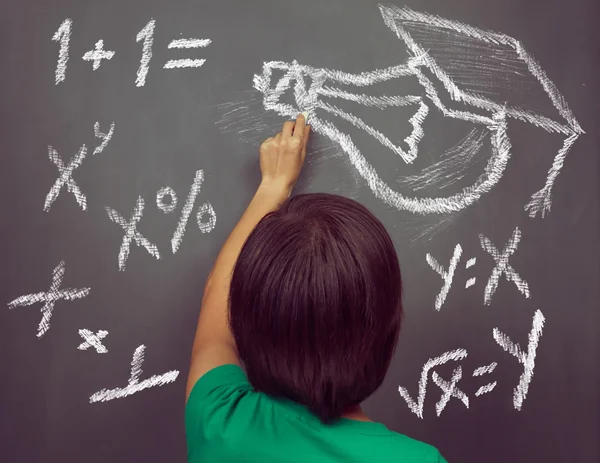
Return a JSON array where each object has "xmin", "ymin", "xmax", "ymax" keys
[{"xmin": 387, "ymin": 432, "xmax": 448, "ymax": 462}]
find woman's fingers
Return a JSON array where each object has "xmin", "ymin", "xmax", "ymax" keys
[
  {"xmin": 281, "ymin": 121, "xmax": 295, "ymax": 139},
  {"xmin": 301, "ymin": 125, "xmax": 310, "ymax": 160},
  {"xmin": 292, "ymin": 113, "xmax": 306, "ymax": 139}
]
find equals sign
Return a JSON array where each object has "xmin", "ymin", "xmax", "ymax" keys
[{"xmin": 164, "ymin": 38, "xmax": 212, "ymax": 69}]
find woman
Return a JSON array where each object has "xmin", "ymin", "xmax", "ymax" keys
[{"xmin": 185, "ymin": 114, "xmax": 447, "ymax": 462}]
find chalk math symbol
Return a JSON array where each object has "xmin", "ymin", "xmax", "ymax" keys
[
  {"xmin": 44, "ymin": 122, "xmax": 114, "ymax": 212},
  {"xmin": 494, "ymin": 309, "xmax": 545, "ymax": 410},
  {"xmin": 254, "ymin": 6, "xmax": 583, "ymax": 219},
  {"xmin": 164, "ymin": 38, "xmax": 212, "ymax": 69},
  {"xmin": 105, "ymin": 196, "xmax": 161, "ymax": 271},
  {"xmin": 7, "ymin": 261, "xmax": 90, "ymax": 338},
  {"xmin": 78, "ymin": 329, "xmax": 109, "ymax": 353},
  {"xmin": 432, "ymin": 366, "xmax": 469, "ymax": 416},
  {"xmin": 479, "ymin": 227, "xmax": 530, "ymax": 305},
  {"xmin": 44, "ymin": 144, "xmax": 88, "ymax": 212},
  {"xmin": 82, "ymin": 39, "xmax": 115, "ymax": 70},
  {"xmin": 164, "ymin": 169, "xmax": 217, "ymax": 254},
  {"xmin": 89, "ymin": 344, "xmax": 179, "ymax": 403},
  {"xmin": 398, "ymin": 348, "xmax": 468, "ymax": 419}
]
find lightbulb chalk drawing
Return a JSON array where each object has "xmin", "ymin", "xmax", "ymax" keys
[{"xmin": 253, "ymin": 5, "xmax": 583, "ymax": 218}]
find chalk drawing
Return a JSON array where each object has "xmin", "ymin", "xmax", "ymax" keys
[
  {"xmin": 52, "ymin": 19, "xmax": 72, "ymax": 85},
  {"xmin": 465, "ymin": 256, "xmax": 477, "ymax": 288},
  {"xmin": 89, "ymin": 345, "xmax": 179, "ymax": 403},
  {"xmin": 164, "ymin": 59, "xmax": 206, "ymax": 69},
  {"xmin": 253, "ymin": 6, "xmax": 583, "ymax": 217},
  {"xmin": 136, "ymin": 19, "xmax": 155, "ymax": 87},
  {"xmin": 171, "ymin": 170, "xmax": 216, "ymax": 253},
  {"xmin": 473, "ymin": 362, "xmax": 497, "ymax": 397},
  {"xmin": 426, "ymin": 244, "xmax": 462, "ymax": 310},
  {"xmin": 44, "ymin": 145, "xmax": 88, "ymax": 211},
  {"xmin": 7, "ymin": 261, "xmax": 90, "ymax": 338},
  {"xmin": 78, "ymin": 329, "xmax": 108, "ymax": 353},
  {"xmin": 493, "ymin": 309, "xmax": 545, "ymax": 410},
  {"xmin": 93, "ymin": 122, "xmax": 115, "ymax": 156},
  {"xmin": 398, "ymin": 129, "xmax": 488, "ymax": 192},
  {"xmin": 156, "ymin": 187, "xmax": 178, "ymax": 214},
  {"xmin": 44, "ymin": 122, "xmax": 114, "ymax": 212},
  {"xmin": 465, "ymin": 278, "xmax": 476, "ymax": 289},
  {"xmin": 479, "ymin": 227, "xmax": 530, "ymax": 305},
  {"xmin": 475, "ymin": 383, "xmax": 497, "ymax": 397},
  {"xmin": 432, "ymin": 366, "xmax": 469, "ymax": 416},
  {"xmin": 473, "ymin": 362, "xmax": 497, "ymax": 377},
  {"xmin": 164, "ymin": 37, "xmax": 211, "ymax": 69},
  {"xmin": 82, "ymin": 40, "xmax": 115, "ymax": 70},
  {"xmin": 168, "ymin": 38, "xmax": 212, "ymax": 49},
  {"xmin": 399, "ymin": 348, "xmax": 468, "ymax": 419},
  {"xmin": 196, "ymin": 202, "xmax": 217, "ymax": 233},
  {"xmin": 105, "ymin": 196, "xmax": 161, "ymax": 271}
]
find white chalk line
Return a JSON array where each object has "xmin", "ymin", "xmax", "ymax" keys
[
  {"xmin": 525, "ymin": 132, "xmax": 580, "ymax": 218},
  {"xmin": 318, "ymin": 86, "xmax": 421, "ymax": 108},
  {"xmin": 398, "ymin": 129, "xmax": 487, "ymax": 192},
  {"xmin": 93, "ymin": 122, "xmax": 115, "ymax": 156},
  {"xmin": 44, "ymin": 145, "xmax": 88, "ymax": 212},
  {"xmin": 426, "ymin": 243, "xmax": 462, "ymax": 310},
  {"xmin": 106, "ymin": 197, "xmax": 160, "ymax": 271},
  {"xmin": 315, "ymin": 100, "xmax": 420, "ymax": 164},
  {"xmin": 465, "ymin": 277, "xmax": 476, "ymax": 289},
  {"xmin": 156, "ymin": 186, "xmax": 178, "ymax": 213},
  {"xmin": 493, "ymin": 309, "xmax": 545, "ymax": 410},
  {"xmin": 89, "ymin": 345, "xmax": 179, "ymax": 403},
  {"xmin": 136, "ymin": 19, "xmax": 155, "ymax": 87},
  {"xmin": 473, "ymin": 362, "xmax": 497, "ymax": 377},
  {"xmin": 171, "ymin": 170, "xmax": 204, "ymax": 253},
  {"xmin": 52, "ymin": 18, "xmax": 72, "ymax": 85},
  {"xmin": 164, "ymin": 59, "xmax": 206, "ymax": 69},
  {"xmin": 475, "ymin": 382, "xmax": 497, "ymax": 397},
  {"xmin": 168, "ymin": 38, "xmax": 211, "ymax": 49},
  {"xmin": 7, "ymin": 261, "xmax": 90, "ymax": 338},
  {"xmin": 479, "ymin": 227, "xmax": 530, "ymax": 305},
  {"xmin": 432, "ymin": 366, "xmax": 469, "ymax": 416},
  {"xmin": 197, "ymin": 202, "xmax": 217, "ymax": 233},
  {"xmin": 78, "ymin": 329, "xmax": 108, "ymax": 353},
  {"xmin": 82, "ymin": 40, "xmax": 115, "ymax": 70},
  {"xmin": 44, "ymin": 122, "xmax": 114, "ymax": 212},
  {"xmin": 398, "ymin": 348, "xmax": 468, "ymax": 419}
]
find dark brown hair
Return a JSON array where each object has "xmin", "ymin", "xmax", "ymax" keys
[{"xmin": 229, "ymin": 193, "xmax": 402, "ymax": 423}]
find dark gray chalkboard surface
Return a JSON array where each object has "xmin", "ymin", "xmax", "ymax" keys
[{"xmin": 1, "ymin": 0, "xmax": 598, "ymax": 461}]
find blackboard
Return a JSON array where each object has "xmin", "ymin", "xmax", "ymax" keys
[{"xmin": 1, "ymin": 0, "xmax": 598, "ymax": 461}]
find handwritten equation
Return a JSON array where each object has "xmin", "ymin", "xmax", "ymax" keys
[
  {"xmin": 427, "ymin": 226, "xmax": 530, "ymax": 310},
  {"xmin": 399, "ymin": 310, "xmax": 545, "ymax": 418},
  {"xmin": 53, "ymin": 19, "xmax": 212, "ymax": 87}
]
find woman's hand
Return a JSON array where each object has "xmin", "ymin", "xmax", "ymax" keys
[{"xmin": 259, "ymin": 113, "xmax": 310, "ymax": 195}]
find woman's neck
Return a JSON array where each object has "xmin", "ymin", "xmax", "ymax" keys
[{"xmin": 341, "ymin": 405, "xmax": 372, "ymax": 422}]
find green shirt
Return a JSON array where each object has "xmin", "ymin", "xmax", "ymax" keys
[{"xmin": 186, "ymin": 364, "xmax": 447, "ymax": 462}]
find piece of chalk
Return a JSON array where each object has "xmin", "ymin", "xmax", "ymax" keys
[{"xmin": 301, "ymin": 111, "xmax": 309, "ymax": 121}]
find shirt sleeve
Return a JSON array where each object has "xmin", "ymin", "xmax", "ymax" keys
[{"xmin": 185, "ymin": 364, "xmax": 253, "ymax": 453}]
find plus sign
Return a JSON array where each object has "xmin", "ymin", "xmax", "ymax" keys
[{"xmin": 83, "ymin": 40, "xmax": 115, "ymax": 70}]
